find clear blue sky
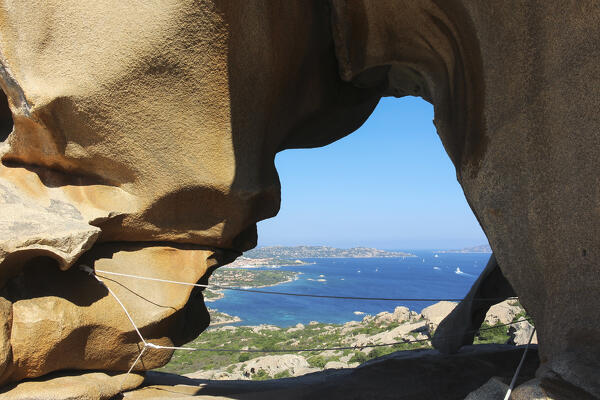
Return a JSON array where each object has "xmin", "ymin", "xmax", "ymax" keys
[{"xmin": 257, "ymin": 96, "xmax": 488, "ymax": 250}]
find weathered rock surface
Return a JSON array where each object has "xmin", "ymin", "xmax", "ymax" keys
[
  {"xmin": 485, "ymin": 300, "xmax": 523, "ymax": 326},
  {"xmin": 347, "ymin": 321, "xmax": 428, "ymax": 348},
  {"xmin": 329, "ymin": 2, "xmax": 600, "ymax": 396},
  {"xmin": 510, "ymin": 378, "xmax": 553, "ymax": 400},
  {"xmin": 0, "ymin": 244, "xmax": 234, "ymax": 387},
  {"xmin": 420, "ymin": 301, "xmax": 458, "ymax": 333},
  {"xmin": 0, "ymin": 177, "xmax": 100, "ymax": 276},
  {"xmin": 361, "ymin": 306, "xmax": 415, "ymax": 325},
  {"xmin": 509, "ymin": 377, "xmax": 598, "ymax": 400},
  {"xmin": 508, "ymin": 321, "xmax": 538, "ymax": 346},
  {"xmin": 187, "ymin": 355, "xmax": 318, "ymax": 381},
  {"xmin": 0, "ymin": 371, "xmax": 144, "ymax": 400},
  {"xmin": 464, "ymin": 377, "xmax": 509, "ymax": 400},
  {"xmin": 431, "ymin": 255, "xmax": 517, "ymax": 354}
]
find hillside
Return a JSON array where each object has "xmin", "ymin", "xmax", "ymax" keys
[
  {"xmin": 158, "ymin": 300, "xmax": 531, "ymax": 380},
  {"xmin": 244, "ymin": 246, "xmax": 415, "ymax": 259},
  {"xmin": 438, "ymin": 244, "xmax": 492, "ymax": 253}
]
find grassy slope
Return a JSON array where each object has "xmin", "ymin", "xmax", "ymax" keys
[{"xmin": 157, "ymin": 309, "xmax": 530, "ymax": 377}]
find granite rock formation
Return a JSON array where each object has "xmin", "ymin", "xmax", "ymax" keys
[
  {"xmin": 127, "ymin": 345, "xmax": 540, "ymax": 399},
  {"xmin": 0, "ymin": 0, "xmax": 598, "ymax": 398},
  {"xmin": 432, "ymin": 255, "xmax": 516, "ymax": 353}
]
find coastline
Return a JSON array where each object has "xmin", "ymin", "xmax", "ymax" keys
[
  {"xmin": 205, "ymin": 252, "xmax": 492, "ymax": 330},
  {"xmin": 205, "ymin": 271, "xmax": 300, "ymax": 303}
]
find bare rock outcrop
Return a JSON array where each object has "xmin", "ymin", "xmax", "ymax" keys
[
  {"xmin": 0, "ymin": 371, "xmax": 144, "ymax": 400},
  {"xmin": 0, "ymin": 243, "xmax": 233, "ymax": 387},
  {"xmin": 420, "ymin": 301, "xmax": 458, "ymax": 334},
  {"xmin": 464, "ymin": 377, "xmax": 509, "ymax": 400},
  {"xmin": 508, "ymin": 321, "xmax": 538, "ymax": 346},
  {"xmin": 185, "ymin": 354, "xmax": 318, "ymax": 381},
  {"xmin": 485, "ymin": 300, "xmax": 523, "ymax": 326}
]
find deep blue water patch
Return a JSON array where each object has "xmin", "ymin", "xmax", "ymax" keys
[{"xmin": 208, "ymin": 251, "xmax": 490, "ymax": 327}]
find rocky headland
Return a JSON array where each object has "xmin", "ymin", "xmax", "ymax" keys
[{"xmin": 203, "ymin": 267, "xmax": 299, "ymax": 303}]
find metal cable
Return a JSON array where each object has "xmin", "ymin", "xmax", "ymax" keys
[
  {"xmin": 80, "ymin": 264, "xmax": 534, "ymax": 395},
  {"xmin": 92, "ymin": 267, "xmax": 517, "ymax": 303}
]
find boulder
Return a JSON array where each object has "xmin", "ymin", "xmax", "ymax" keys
[
  {"xmin": 508, "ymin": 321, "xmax": 538, "ymax": 346},
  {"xmin": 0, "ymin": 371, "xmax": 143, "ymax": 400},
  {"xmin": 324, "ymin": 361, "xmax": 347, "ymax": 370},
  {"xmin": 286, "ymin": 323, "xmax": 305, "ymax": 333},
  {"xmin": 348, "ymin": 321, "xmax": 428, "ymax": 347},
  {"xmin": 240, "ymin": 355, "xmax": 315, "ymax": 378},
  {"xmin": 252, "ymin": 325, "xmax": 281, "ymax": 333},
  {"xmin": 484, "ymin": 300, "xmax": 523, "ymax": 325},
  {"xmin": 0, "ymin": 243, "xmax": 232, "ymax": 387},
  {"xmin": 510, "ymin": 379, "xmax": 549, "ymax": 400},
  {"xmin": 370, "ymin": 306, "xmax": 412, "ymax": 325},
  {"xmin": 420, "ymin": 301, "xmax": 458, "ymax": 333},
  {"xmin": 464, "ymin": 377, "xmax": 509, "ymax": 400},
  {"xmin": 186, "ymin": 354, "xmax": 319, "ymax": 381}
]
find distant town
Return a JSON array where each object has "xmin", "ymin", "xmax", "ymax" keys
[
  {"xmin": 436, "ymin": 244, "xmax": 492, "ymax": 254},
  {"xmin": 243, "ymin": 246, "xmax": 416, "ymax": 259}
]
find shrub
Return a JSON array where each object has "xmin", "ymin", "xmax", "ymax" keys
[
  {"xmin": 274, "ymin": 370, "xmax": 292, "ymax": 379},
  {"xmin": 367, "ymin": 346, "xmax": 390, "ymax": 360},
  {"xmin": 474, "ymin": 322, "xmax": 510, "ymax": 344},
  {"xmin": 349, "ymin": 352, "xmax": 368, "ymax": 364},
  {"xmin": 307, "ymin": 355, "xmax": 327, "ymax": 369},
  {"xmin": 251, "ymin": 369, "xmax": 270, "ymax": 381},
  {"xmin": 238, "ymin": 353, "xmax": 251, "ymax": 362}
]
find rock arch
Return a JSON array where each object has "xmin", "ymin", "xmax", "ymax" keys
[{"xmin": 0, "ymin": 1, "xmax": 597, "ymax": 398}]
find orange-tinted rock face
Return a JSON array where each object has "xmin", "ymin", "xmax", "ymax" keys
[
  {"xmin": 0, "ymin": 0, "xmax": 599, "ymax": 398},
  {"xmin": 0, "ymin": 0, "xmax": 378, "ymax": 391}
]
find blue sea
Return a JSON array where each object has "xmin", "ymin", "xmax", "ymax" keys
[{"xmin": 209, "ymin": 251, "xmax": 490, "ymax": 327}]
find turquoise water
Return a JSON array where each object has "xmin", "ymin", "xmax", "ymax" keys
[{"xmin": 209, "ymin": 251, "xmax": 490, "ymax": 327}]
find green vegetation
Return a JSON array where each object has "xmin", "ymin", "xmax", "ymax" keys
[
  {"xmin": 307, "ymin": 355, "xmax": 327, "ymax": 368},
  {"xmin": 273, "ymin": 370, "xmax": 292, "ymax": 379},
  {"xmin": 473, "ymin": 312, "xmax": 533, "ymax": 345},
  {"xmin": 473, "ymin": 322, "xmax": 511, "ymax": 344},
  {"xmin": 252, "ymin": 369, "xmax": 270, "ymax": 381},
  {"xmin": 156, "ymin": 302, "xmax": 530, "ymax": 381},
  {"xmin": 203, "ymin": 268, "xmax": 298, "ymax": 303},
  {"xmin": 348, "ymin": 352, "xmax": 368, "ymax": 364},
  {"xmin": 156, "ymin": 318, "xmax": 430, "ymax": 376},
  {"xmin": 211, "ymin": 268, "xmax": 297, "ymax": 288}
]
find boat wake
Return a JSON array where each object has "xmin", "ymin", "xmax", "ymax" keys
[{"xmin": 454, "ymin": 267, "xmax": 475, "ymax": 277}]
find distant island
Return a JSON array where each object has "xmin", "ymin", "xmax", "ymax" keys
[
  {"xmin": 209, "ymin": 246, "xmax": 415, "ymax": 305},
  {"xmin": 437, "ymin": 244, "xmax": 492, "ymax": 253},
  {"xmin": 244, "ymin": 246, "xmax": 416, "ymax": 259},
  {"xmin": 204, "ymin": 268, "xmax": 299, "ymax": 302}
]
